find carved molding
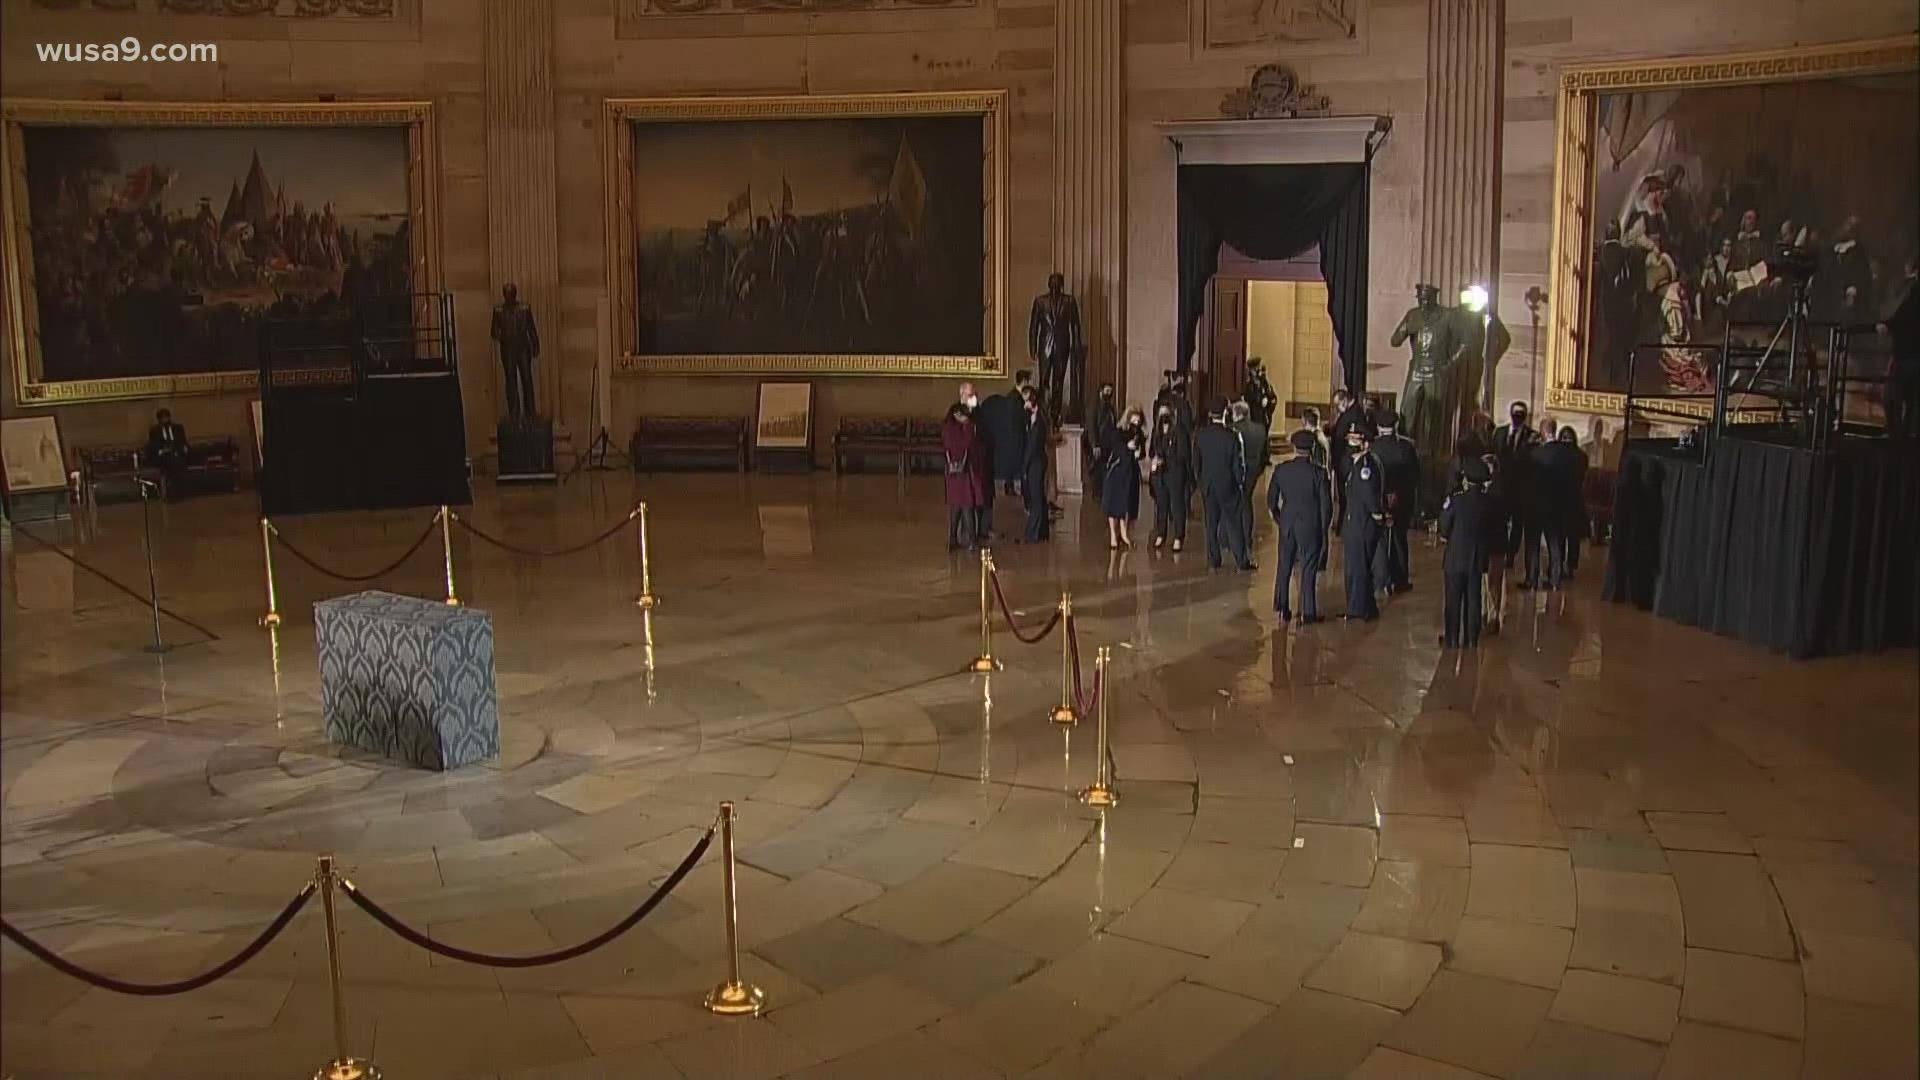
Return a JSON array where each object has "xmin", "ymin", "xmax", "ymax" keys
[
  {"xmin": 31, "ymin": 0, "xmax": 396, "ymax": 15},
  {"xmin": 627, "ymin": 0, "xmax": 974, "ymax": 16},
  {"xmin": 1220, "ymin": 65, "xmax": 1331, "ymax": 120}
]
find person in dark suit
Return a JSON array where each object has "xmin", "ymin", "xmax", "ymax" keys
[
  {"xmin": 1340, "ymin": 426, "xmax": 1385, "ymax": 620},
  {"xmin": 145, "ymin": 407, "xmax": 188, "ymax": 492},
  {"xmin": 977, "ymin": 371, "xmax": 1030, "ymax": 499},
  {"xmin": 1231, "ymin": 399, "xmax": 1270, "ymax": 547},
  {"xmin": 1438, "ymin": 458, "xmax": 1499, "ymax": 647},
  {"xmin": 1528, "ymin": 426, "xmax": 1587, "ymax": 588},
  {"xmin": 1878, "ymin": 255, "xmax": 1920, "ymax": 439},
  {"xmin": 1493, "ymin": 400, "xmax": 1542, "ymax": 572},
  {"xmin": 1147, "ymin": 404, "xmax": 1190, "ymax": 551},
  {"xmin": 1269, "ymin": 429, "xmax": 1332, "ymax": 623},
  {"xmin": 1020, "ymin": 391, "xmax": 1051, "ymax": 543},
  {"xmin": 1369, "ymin": 409, "xmax": 1420, "ymax": 594},
  {"xmin": 1195, "ymin": 403, "xmax": 1254, "ymax": 571},
  {"xmin": 1328, "ymin": 388, "xmax": 1367, "ymax": 515},
  {"xmin": 1086, "ymin": 382, "xmax": 1119, "ymax": 498}
]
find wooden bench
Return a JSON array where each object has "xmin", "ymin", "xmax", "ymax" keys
[
  {"xmin": 76, "ymin": 444, "xmax": 146, "ymax": 506},
  {"xmin": 82, "ymin": 437, "xmax": 241, "ymax": 503},
  {"xmin": 629, "ymin": 416, "xmax": 749, "ymax": 472},
  {"xmin": 831, "ymin": 416, "xmax": 945, "ymax": 477}
]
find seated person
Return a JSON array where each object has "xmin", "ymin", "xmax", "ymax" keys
[{"xmin": 145, "ymin": 408, "xmax": 188, "ymax": 489}]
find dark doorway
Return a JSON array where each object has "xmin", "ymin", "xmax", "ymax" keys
[{"xmin": 1176, "ymin": 163, "xmax": 1372, "ymax": 410}]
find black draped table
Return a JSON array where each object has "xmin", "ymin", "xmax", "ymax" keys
[{"xmin": 1603, "ymin": 436, "xmax": 1919, "ymax": 658}]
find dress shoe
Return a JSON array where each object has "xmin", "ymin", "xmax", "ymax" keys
[
  {"xmin": 1277, "ymin": 609, "xmax": 1293, "ymax": 622},
  {"xmin": 1299, "ymin": 616, "xmax": 1323, "ymax": 625}
]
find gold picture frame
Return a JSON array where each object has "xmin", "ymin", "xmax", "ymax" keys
[
  {"xmin": 603, "ymin": 91, "xmax": 1005, "ymax": 378},
  {"xmin": 1542, "ymin": 36, "xmax": 1919, "ymax": 420},
  {"xmin": 1, "ymin": 99, "xmax": 441, "ymax": 406}
]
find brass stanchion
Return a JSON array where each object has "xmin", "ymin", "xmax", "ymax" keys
[
  {"xmin": 312, "ymin": 855, "xmax": 381, "ymax": 1080},
  {"xmin": 259, "ymin": 517, "xmax": 282, "ymax": 628},
  {"xmin": 1079, "ymin": 647, "xmax": 1117, "ymax": 807},
  {"xmin": 635, "ymin": 502, "xmax": 659, "ymax": 610},
  {"xmin": 438, "ymin": 506, "xmax": 460, "ymax": 607},
  {"xmin": 703, "ymin": 802, "xmax": 765, "ymax": 1016},
  {"xmin": 969, "ymin": 549, "xmax": 996, "ymax": 673},
  {"xmin": 641, "ymin": 608, "xmax": 658, "ymax": 703},
  {"xmin": 1050, "ymin": 590, "xmax": 1078, "ymax": 725}
]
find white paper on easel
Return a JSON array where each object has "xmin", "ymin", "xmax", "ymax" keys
[{"xmin": 1731, "ymin": 262, "xmax": 1770, "ymax": 293}]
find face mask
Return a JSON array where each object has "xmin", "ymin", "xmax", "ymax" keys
[{"xmin": 965, "ymin": 396, "xmax": 979, "ymax": 409}]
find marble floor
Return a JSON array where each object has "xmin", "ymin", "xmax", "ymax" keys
[{"xmin": 1, "ymin": 471, "xmax": 1915, "ymax": 1080}]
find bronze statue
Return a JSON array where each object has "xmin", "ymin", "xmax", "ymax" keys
[
  {"xmin": 490, "ymin": 283, "xmax": 540, "ymax": 421},
  {"xmin": 1028, "ymin": 272, "xmax": 1085, "ymax": 423},
  {"xmin": 1390, "ymin": 283, "xmax": 1462, "ymax": 509}
]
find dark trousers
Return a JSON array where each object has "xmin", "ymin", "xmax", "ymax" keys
[
  {"xmin": 1203, "ymin": 489, "xmax": 1250, "ymax": 568},
  {"xmin": 1888, "ymin": 360, "xmax": 1920, "ymax": 439},
  {"xmin": 980, "ymin": 481, "xmax": 997, "ymax": 538},
  {"xmin": 1241, "ymin": 482, "xmax": 1260, "ymax": 548},
  {"xmin": 1023, "ymin": 465, "xmax": 1049, "ymax": 541},
  {"xmin": 1443, "ymin": 570, "xmax": 1483, "ymax": 646},
  {"xmin": 948, "ymin": 508, "xmax": 980, "ymax": 548},
  {"xmin": 1385, "ymin": 519, "xmax": 1412, "ymax": 589},
  {"xmin": 503, "ymin": 354, "xmax": 537, "ymax": 418},
  {"xmin": 1344, "ymin": 521, "xmax": 1381, "ymax": 618},
  {"xmin": 1540, "ymin": 528, "xmax": 1571, "ymax": 587},
  {"xmin": 1519, "ymin": 520, "xmax": 1546, "ymax": 585},
  {"xmin": 1153, "ymin": 473, "xmax": 1189, "ymax": 541},
  {"xmin": 1276, "ymin": 531, "xmax": 1322, "ymax": 619}
]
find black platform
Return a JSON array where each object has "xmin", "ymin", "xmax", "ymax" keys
[{"xmin": 1604, "ymin": 433, "xmax": 1919, "ymax": 658}]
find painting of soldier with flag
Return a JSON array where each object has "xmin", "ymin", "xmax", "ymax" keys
[
  {"xmin": 607, "ymin": 92, "xmax": 1004, "ymax": 376},
  {"xmin": 3, "ymin": 100, "xmax": 434, "ymax": 404}
]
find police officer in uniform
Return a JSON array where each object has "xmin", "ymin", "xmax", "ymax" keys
[
  {"xmin": 1340, "ymin": 427, "xmax": 1385, "ymax": 620},
  {"xmin": 1368, "ymin": 410, "xmax": 1420, "ymax": 594},
  {"xmin": 1195, "ymin": 403, "xmax": 1254, "ymax": 571},
  {"xmin": 1438, "ymin": 458, "xmax": 1499, "ymax": 647},
  {"xmin": 1269, "ymin": 429, "xmax": 1332, "ymax": 623}
]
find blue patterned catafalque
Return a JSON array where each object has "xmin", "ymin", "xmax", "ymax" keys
[{"xmin": 314, "ymin": 591, "xmax": 500, "ymax": 770}]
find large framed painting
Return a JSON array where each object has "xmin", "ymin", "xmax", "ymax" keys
[
  {"xmin": 1544, "ymin": 37, "xmax": 1919, "ymax": 419},
  {"xmin": 604, "ymin": 91, "xmax": 1005, "ymax": 377},
  {"xmin": 1, "ymin": 100, "xmax": 440, "ymax": 405}
]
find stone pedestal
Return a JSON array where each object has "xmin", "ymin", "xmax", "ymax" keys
[
  {"xmin": 1054, "ymin": 424, "xmax": 1085, "ymax": 497},
  {"xmin": 497, "ymin": 416, "xmax": 556, "ymax": 482},
  {"xmin": 315, "ymin": 591, "xmax": 499, "ymax": 771}
]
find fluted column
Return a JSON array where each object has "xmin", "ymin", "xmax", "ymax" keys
[
  {"xmin": 483, "ymin": 0, "xmax": 561, "ymax": 420},
  {"xmin": 1418, "ymin": 0, "xmax": 1505, "ymax": 300},
  {"xmin": 1053, "ymin": 0, "xmax": 1125, "ymax": 410}
]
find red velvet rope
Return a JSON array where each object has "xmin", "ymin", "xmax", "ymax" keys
[{"xmin": 987, "ymin": 570, "xmax": 1063, "ymax": 644}]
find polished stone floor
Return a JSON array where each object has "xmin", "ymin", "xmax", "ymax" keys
[{"xmin": 1, "ymin": 472, "xmax": 1915, "ymax": 1080}]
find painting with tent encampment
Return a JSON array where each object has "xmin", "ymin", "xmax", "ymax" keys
[
  {"xmin": 628, "ymin": 110, "xmax": 988, "ymax": 360},
  {"xmin": 10, "ymin": 120, "xmax": 414, "ymax": 387}
]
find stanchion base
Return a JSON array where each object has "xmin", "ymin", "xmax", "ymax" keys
[
  {"xmin": 704, "ymin": 980, "xmax": 766, "ymax": 1016},
  {"xmin": 1050, "ymin": 705, "xmax": 1079, "ymax": 726},
  {"xmin": 1078, "ymin": 784, "xmax": 1118, "ymax": 808},
  {"xmin": 444, "ymin": 597, "xmax": 462, "ymax": 608},
  {"xmin": 969, "ymin": 655, "xmax": 996, "ymax": 673},
  {"xmin": 637, "ymin": 594, "xmax": 659, "ymax": 610},
  {"xmin": 261, "ymin": 612, "xmax": 282, "ymax": 628},
  {"xmin": 313, "ymin": 1057, "xmax": 382, "ymax": 1080}
]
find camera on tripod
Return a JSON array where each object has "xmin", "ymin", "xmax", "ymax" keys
[{"xmin": 1768, "ymin": 243, "xmax": 1818, "ymax": 284}]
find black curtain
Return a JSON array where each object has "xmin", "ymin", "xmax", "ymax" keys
[
  {"xmin": 1603, "ymin": 437, "xmax": 1919, "ymax": 658},
  {"xmin": 1176, "ymin": 162, "xmax": 1371, "ymax": 395}
]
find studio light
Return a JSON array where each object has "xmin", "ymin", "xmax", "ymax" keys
[{"xmin": 1460, "ymin": 284, "xmax": 1489, "ymax": 313}]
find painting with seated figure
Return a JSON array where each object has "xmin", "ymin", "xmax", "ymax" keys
[
  {"xmin": 607, "ymin": 92, "xmax": 1004, "ymax": 376},
  {"xmin": 1545, "ymin": 40, "xmax": 1918, "ymax": 418},
  {"xmin": 1, "ymin": 101, "xmax": 437, "ymax": 405}
]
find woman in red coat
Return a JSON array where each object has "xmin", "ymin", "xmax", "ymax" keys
[{"xmin": 942, "ymin": 402, "xmax": 988, "ymax": 550}]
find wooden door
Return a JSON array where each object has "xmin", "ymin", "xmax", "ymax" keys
[{"xmin": 1207, "ymin": 277, "xmax": 1248, "ymax": 410}]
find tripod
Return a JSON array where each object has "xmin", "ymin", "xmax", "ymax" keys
[{"xmin": 563, "ymin": 350, "xmax": 628, "ymax": 481}]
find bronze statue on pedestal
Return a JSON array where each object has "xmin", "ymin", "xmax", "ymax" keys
[
  {"xmin": 1390, "ymin": 283, "xmax": 1463, "ymax": 511},
  {"xmin": 490, "ymin": 283, "xmax": 541, "ymax": 422},
  {"xmin": 1028, "ymin": 272, "xmax": 1085, "ymax": 423}
]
